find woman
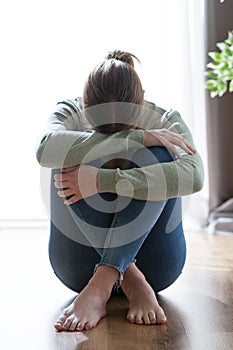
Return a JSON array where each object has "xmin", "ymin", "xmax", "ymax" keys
[{"xmin": 36, "ymin": 50, "xmax": 204, "ymax": 332}]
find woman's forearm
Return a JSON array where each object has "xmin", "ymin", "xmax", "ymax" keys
[
  {"xmin": 36, "ymin": 129, "xmax": 145, "ymax": 168},
  {"xmin": 98, "ymin": 152, "xmax": 204, "ymax": 201}
]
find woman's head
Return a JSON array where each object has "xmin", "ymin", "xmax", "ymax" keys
[{"xmin": 83, "ymin": 50, "xmax": 144, "ymax": 134}]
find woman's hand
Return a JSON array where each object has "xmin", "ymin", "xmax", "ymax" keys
[
  {"xmin": 54, "ymin": 165, "xmax": 99, "ymax": 205},
  {"xmin": 144, "ymin": 129, "xmax": 196, "ymax": 159}
]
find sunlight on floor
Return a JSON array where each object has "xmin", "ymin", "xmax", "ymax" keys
[
  {"xmin": 1, "ymin": 227, "xmax": 233, "ymax": 350},
  {"xmin": 0, "ymin": 228, "xmax": 76, "ymax": 350}
]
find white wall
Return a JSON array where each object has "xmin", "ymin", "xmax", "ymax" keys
[{"xmin": 0, "ymin": 0, "xmax": 208, "ymax": 224}]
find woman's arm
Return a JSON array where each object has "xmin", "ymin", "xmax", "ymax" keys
[
  {"xmin": 54, "ymin": 151, "xmax": 203, "ymax": 204},
  {"xmin": 98, "ymin": 152, "xmax": 204, "ymax": 201},
  {"xmin": 36, "ymin": 99, "xmax": 145, "ymax": 168},
  {"xmin": 38, "ymin": 100, "xmax": 203, "ymax": 202},
  {"xmin": 97, "ymin": 110, "xmax": 204, "ymax": 201},
  {"xmin": 36, "ymin": 100, "xmax": 195, "ymax": 169},
  {"xmin": 54, "ymin": 110, "xmax": 204, "ymax": 204},
  {"xmin": 36, "ymin": 129, "xmax": 146, "ymax": 168}
]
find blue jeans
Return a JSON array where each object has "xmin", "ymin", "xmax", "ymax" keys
[{"xmin": 49, "ymin": 147, "xmax": 186, "ymax": 294}]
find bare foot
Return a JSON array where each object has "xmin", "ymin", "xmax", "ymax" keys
[
  {"xmin": 121, "ymin": 263, "xmax": 167, "ymax": 325},
  {"xmin": 54, "ymin": 285, "xmax": 107, "ymax": 331},
  {"xmin": 54, "ymin": 265, "xmax": 119, "ymax": 332}
]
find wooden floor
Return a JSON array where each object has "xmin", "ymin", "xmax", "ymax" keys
[{"xmin": 0, "ymin": 226, "xmax": 233, "ymax": 350}]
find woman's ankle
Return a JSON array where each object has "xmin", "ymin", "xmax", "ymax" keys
[
  {"xmin": 121, "ymin": 263, "xmax": 146, "ymax": 293},
  {"xmin": 88, "ymin": 265, "xmax": 120, "ymax": 299},
  {"xmin": 124, "ymin": 263, "xmax": 146, "ymax": 282}
]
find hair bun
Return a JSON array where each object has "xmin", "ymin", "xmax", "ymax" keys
[{"xmin": 105, "ymin": 50, "xmax": 140, "ymax": 68}]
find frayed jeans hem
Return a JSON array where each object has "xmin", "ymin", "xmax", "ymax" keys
[{"xmin": 94, "ymin": 259, "xmax": 136, "ymax": 291}]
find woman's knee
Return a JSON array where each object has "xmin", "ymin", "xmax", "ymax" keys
[{"xmin": 131, "ymin": 146, "xmax": 174, "ymax": 168}]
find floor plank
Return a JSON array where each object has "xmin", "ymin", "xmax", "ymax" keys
[{"xmin": 0, "ymin": 227, "xmax": 232, "ymax": 350}]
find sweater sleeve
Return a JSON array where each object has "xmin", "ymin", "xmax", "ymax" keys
[
  {"xmin": 98, "ymin": 110, "xmax": 204, "ymax": 200},
  {"xmin": 37, "ymin": 99, "xmax": 204, "ymax": 201},
  {"xmin": 36, "ymin": 99, "xmax": 145, "ymax": 168}
]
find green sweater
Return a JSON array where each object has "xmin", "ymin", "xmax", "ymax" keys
[{"xmin": 36, "ymin": 98, "xmax": 204, "ymax": 201}]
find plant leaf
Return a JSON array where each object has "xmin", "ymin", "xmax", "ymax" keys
[
  {"xmin": 219, "ymin": 62, "xmax": 230, "ymax": 71},
  {"xmin": 210, "ymin": 90, "xmax": 219, "ymax": 98},
  {"xmin": 228, "ymin": 71, "xmax": 233, "ymax": 80},
  {"xmin": 216, "ymin": 42, "xmax": 227, "ymax": 52},
  {"xmin": 219, "ymin": 44, "xmax": 233, "ymax": 57},
  {"xmin": 205, "ymin": 80, "xmax": 217, "ymax": 90},
  {"xmin": 217, "ymin": 81, "xmax": 227, "ymax": 96},
  {"xmin": 207, "ymin": 62, "xmax": 221, "ymax": 69},
  {"xmin": 218, "ymin": 87, "xmax": 227, "ymax": 97},
  {"xmin": 226, "ymin": 31, "xmax": 233, "ymax": 45},
  {"xmin": 230, "ymin": 79, "xmax": 233, "ymax": 92},
  {"xmin": 208, "ymin": 51, "xmax": 223, "ymax": 62},
  {"xmin": 205, "ymin": 71, "xmax": 219, "ymax": 79},
  {"xmin": 223, "ymin": 70, "xmax": 233, "ymax": 80},
  {"xmin": 206, "ymin": 31, "xmax": 233, "ymax": 96},
  {"xmin": 228, "ymin": 31, "xmax": 233, "ymax": 41}
]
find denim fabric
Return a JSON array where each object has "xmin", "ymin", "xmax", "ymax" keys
[{"xmin": 49, "ymin": 147, "xmax": 186, "ymax": 293}]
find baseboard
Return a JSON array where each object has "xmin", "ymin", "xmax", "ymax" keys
[
  {"xmin": 207, "ymin": 217, "xmax": 233, "ymax": 236},
  {"xmin": 0, "ymin": 219, "xmax": 49, "ymax": 229}
]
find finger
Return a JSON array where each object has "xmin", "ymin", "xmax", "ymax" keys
[
  {"xmin": 166, "ymin": 135, "xmax": 195, "ymax": 155},
  {"xmin": 54, "ymin": 173, "xmax": 63, "ymax": 181},
  {"xmin": 171, "ymin": 146, "xmax": 183, "ymax": 159},
  {"xmin": 156, "ymin": 136, "xmax": 180, "ymax": 156},
  {"xmin": 54, "ymin": 180, "xmax": 69, "ymax": 189},
  {"xmin": 161, "ymin": 138, "xmax": 183, "ymax": 159},
  {"xmin": 174, "ymin": 136, "xmax": 196, "ymax": 154},
  {"xmin": 54, "ymin": 173, "xmax": 74, "ymax": 182},
  {"xmin": 64, "ymin": 195, "xmax": 81, "ymax": 205},
  {"xmin": 165, "ymin": 130, "xmax": 196, "ymax": 151},
  {"xmin": 178, "ymin": 141, "xmax": 196, "ymax": 155},
  {"xmin": 162, "ymin": 139, "xmax": 183, "ymax": 159},
  {"xmin": 159, "ymin": 132, "xmax": 196, "ymax": 157},
  {"xmin": 57, "ymin": 189, "xmax": 75, "ymax": 198},
  {"xmin": 182, "ymin": 144, "xmax": 195, "ymax": 155},
  {"xmin": 186, "ymin": 143, "xmax": 196, "ymax": 154},
  {"xmin": 181, "ymin": 138, "xmax": 196, "ymax": 151}
]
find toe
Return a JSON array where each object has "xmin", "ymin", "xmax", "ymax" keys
[
  {"xmin": 69, "ymin": 318, "xmax": 79, "ymax": 332},
  {"xmin": 142, "ymin": 313, "xmax": 151, "ymax": 325},
  {"xmin": 156, "ymin": 308, "xmax": 167, "ymax": 324},
  {"xmin": 54, "ymin": 313, "xmax": 67, "ymax": 331},
  {"xmin": 135, "ymin": 313, "xmax": 144, "ymax": 325},
  {"xmin": 85, "ymin": 317, "xmax": 101, "ymax": 330},
  {"xmin": 63, "ymin": 316, "xmax": 74, "ymax": 331},
  {"xmin": 148, "ymin": 311, "xmax": 157, "ymax": 324},
  {"xmin": 76, "ymin": 321, "xmax": 86, "ymax": 331},
  {"xmin": 54, "ymin": 322, "xmax": 63, "ymax": 332},
  {"xmin": 127, "ymin": 312, "xmax": 136, "ymax": 324},
  {"xmin": 84, "ymin": 322, "xmax": 92, "ymax": 330}
]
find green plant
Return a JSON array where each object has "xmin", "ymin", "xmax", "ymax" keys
[{"xmin": 205, "ymin": 30, "xmax": 233, "ymax": 97}]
